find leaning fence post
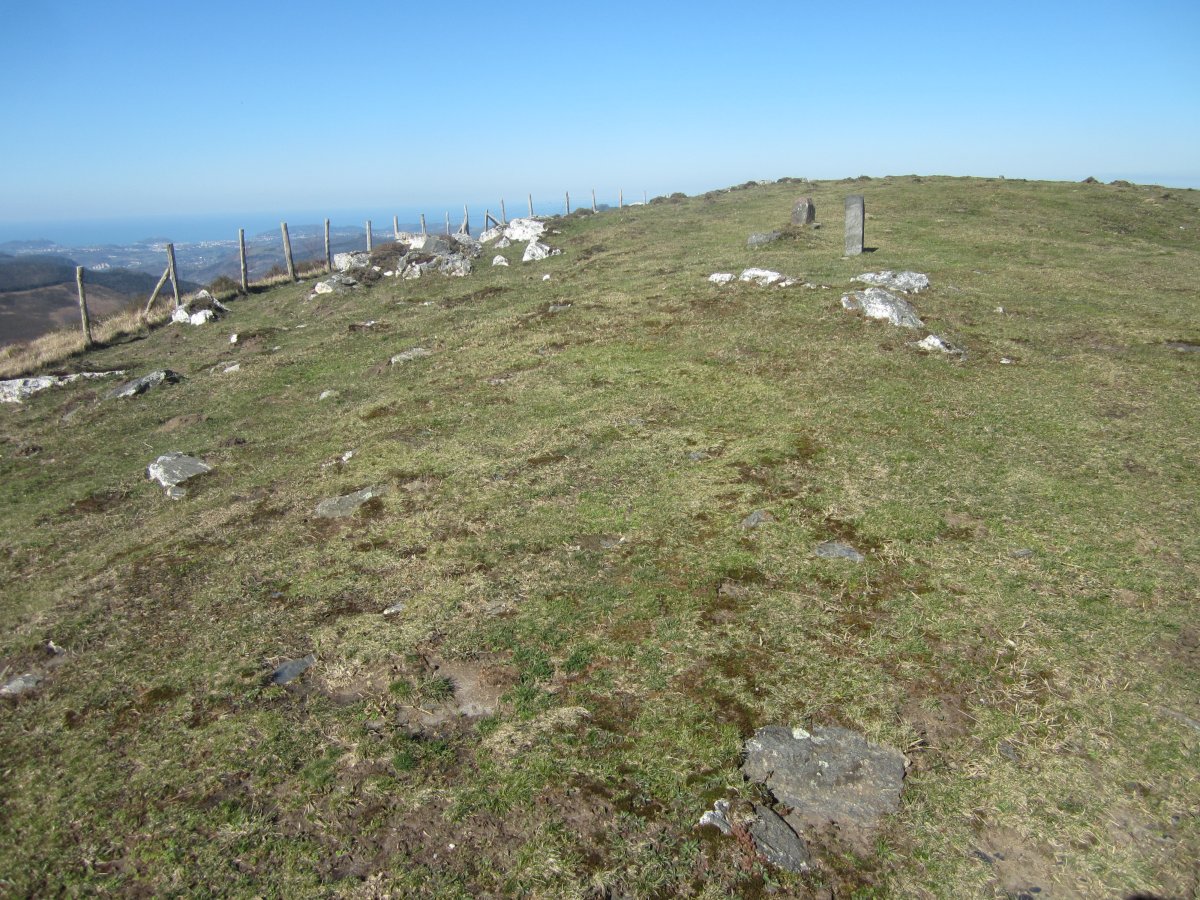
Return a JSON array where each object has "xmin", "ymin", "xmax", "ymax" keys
[
  {"xmin": 167, "ymin": 242, "xmax": 181, "ymax": 307},
  {"xmin": 142, "ymin": 265, "xmax": 171, "ymax": 317},
  {"xmin": 324, "ymin": 219, "xmax": 331, "ymax": 273},
  {"xmin": 238, "ymin": 228, "xmax": 248, "ymax": 293},
  {"xmin": 76, "ymin": 267, "xmax": 93, "ymax": 347},
  {"xmin": 281, "ymin": 223, "xmax": 296, "ymax": 281}
]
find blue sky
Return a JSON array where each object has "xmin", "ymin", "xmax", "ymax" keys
[{"xmin": 1, "ymin": 0, "xmax": 1197, "ymax": 232}]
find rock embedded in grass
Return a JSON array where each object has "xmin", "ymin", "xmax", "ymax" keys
[
  {"xmin": 814, "ymin": 541, "xmax": 865, "ymax": 562},
  {"xmin": 146, "ymin": 452, "xmax": 213, "ymax": 499},
  {"xmin": 390, "ymin": 347, "xmax": 433, "ymax": 365},
  {"xmin": 855, "ymin": 271, "xmax": 931, "ymax": 293},
  {"xmin": 1, "ymin": 371, "xmax": 126, "ymax": 404},
  {"xmin": 914, "ymin": 334, "xmax": 965, "ymax": 357},
  {"xmin": 269, "ymin": 654, "xmax": 315, "ymax": 685},
  {"xmin": 741, "ymin": 509, "xmax": 775, "ymax": 529},
  {"xmin": 313, "ymin": 486, "xmax": 385, "ymax": 519},
  {"xmin": 841, "ymin": 287, "xmax": 925, "ymax": 328},
  {"xmin": 522, "ymin": 240, "xmax": 560, "ymax": 263},
  {"xmin": 747, "ymin": 231, "xmax": 782, "ymax": 248},
  {"xmin": 106, "ymin": 369, "xmax": 183, "ymax": 399},
  {"xmin": 0, "ymin": 673, "xmax": 42, "ymax": 699}
]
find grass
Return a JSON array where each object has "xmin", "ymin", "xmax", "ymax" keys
[{"xmin": 1, "ymin": 176, "xmax": 1198, "ymax": 898}]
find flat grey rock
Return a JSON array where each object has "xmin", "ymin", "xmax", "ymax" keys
[
  {"xmin": 1, "ymin": 371, "xmax": 126, "ymax": 404},
  {"xmin": 107, "ymin": 369, "xmax": 183, "ymax": 399},
  {"xmin": 0, "ymin": 673, "xmax": 42, "ymax": 698},
  {"xmin": 333, "ymin": 251, "xmax": 370, "ymax": 271},
  {"xmin": 742, "ymin": 726, "xmax": 905, "ymax": 837},
  {"xmin": 1166, "ymin": 341, "xmax": 1200, "ymax": 353},
  {"xmin": 914, "ymin": 334, "xmax": 965, "ymax": 356},
  {"xmin": 814, "ymin": 541, "xmax": 865, "ymax": 562},
  {"xmin": 269, "ymin": 654, "xmax": 315, "ymax": 685},
  {"xmin": 314, "ymin": 486, "xmax": 384, "ymax": 518},
  {"xmin": 747, "ymin": 230, "xmax": 782, "ymax": 248},
  {"xmin": 146, "ymin": 452, "xmax": 213, "ymax": 493},
  {"xmin": 741, "ymin": 509, "xmax": 775, "ymax": 529},
  {"xmin": 855, "ymin": 271, "xmax": 930, "ymax": 293},
  {"xmin": 749, "ymin": 803, "xmax": 812, "ymax": 873},
  {"xmin": 390, "ymin": 347, "xmax": 432, "ymax": 365},
  {"xmin": 841, "ymin": 288, "xmax": 924, "ymax": 328}
]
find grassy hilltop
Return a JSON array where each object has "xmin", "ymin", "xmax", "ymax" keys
[{"xmin": 1, "ymin": 176, "xmax": 1198, "ymax": 897}]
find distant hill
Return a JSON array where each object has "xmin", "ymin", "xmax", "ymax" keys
[{"xmin": 0, "ymin": 254, "xmax": 200, "ymax": 346}]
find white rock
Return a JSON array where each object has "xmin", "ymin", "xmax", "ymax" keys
[
  {"xmin": 542, "ymin": 274, "xmax": 551, "ymax": 281},
  {"xmin": 708, "ymin": 273, "xmax": 735, "ymax": 284},
  {"xmin": 914, "ymin": 334, "xmax": 965, "ymax": 356},
  {"xmin": 146, "ymin": 452, "xmax": 212, "ymax": 496},
  {"xmin": 840, "ymin": 288, "xmax": 925, "ymax": 328},
  {"xmin": 171, "ymin": 307, "xmax": 191, "ymax": 324},
  {"xmin": 480, "ymin": 226, "xmax": 504, "ymax": 243},
  {"xmin": 503, "ymin": 217, "xmax": 545, "ymax": 242},
  {"xmin": 492, "ymin": 255, "xmax": 509, "ymax": 267},
  {"xmin": 314, "ymin": 281, "xmax": 335, "ymax": 295},
  {"xmin": 318, "ymin": 390, "xmax": 338, "ymax": 400},
  {"xmin": 855, "ymin": 271, "xmax": 930, "ymax": 293},
  {"xmin": 495, "ymin": 237, "xmax": 512, "ymax": 249},
  {"xmin": 333, "ymin": 251, "xmax": 370, "ymax": 272},
  {"xmin": 0, "ymin": 371, "xmax": 124, "ymax": 404},
  {"xmin": 223, "ymin": 363, "xmax": 241, "ymax": 374},
  {"xmin": 523, "ymin": 240, "xmax": 560, "ymax": 262},
  {"xmin": 189, "ymin": 309, "xmax": 215, "ymax": 325},
  {"xmin": 390, "ymin": 347, "xmax": 433, "ymax": 365},
  {"xmin": 384, "ymin": 270, "xmax": 394, "ymax": 277},
  {"xmin": 230, "ymin": 333, "xmax": 238, "ymax": 343},
  {"xmin": 739, "ymin": 268, "xmax": 786, "ymax": 286}
]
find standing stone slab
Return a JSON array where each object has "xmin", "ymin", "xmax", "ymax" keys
[
  {"xmin": 844, "ymin": 194, "xmax": 865, "ymax": 256},
  {"xmin": 791, "ymin": 196, "xmax": 816, "ymax": 226}
]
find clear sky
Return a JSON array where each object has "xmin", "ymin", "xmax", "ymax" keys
[{"xmin": 1, "ymin": 0, "xmax": 1197, "ymax": 232}]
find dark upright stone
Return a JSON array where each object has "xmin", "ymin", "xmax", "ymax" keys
[
  {"xmin": 791, "ymin": 197, "xmax": 815, "ymax": 226},
  {"xmin": 845, "ymin": 195, "xmax": 864, "ymax": 256}
]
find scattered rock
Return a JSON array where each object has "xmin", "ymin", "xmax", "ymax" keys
[
  {"xmin": 383, "ymin": 600, "xmax": 406, "ymax": 617},
  {"xmin": 222, "ymin": 363, "xmax": 241, "ymax": 375},
  {"xmin": 318, "ymin": 390, "xmax": 339, "ymax": 401},
  {"xmin": 741, "ymin": 509, "xmax": 775, "ymax": 529},
  {"xmin": 0, "ymin": 673, "xmax": 42, "ymax": 699},
  {"xmin": 1165, "ymin": 341, "xmax": 1200, "ymax": 353},
  {"xmin": 495, "ymin": 236, "xmax": 512, "ymax": 249},
  {"xmin": 855, "ymin": 271, "xmax": 930, "ymax": 293},
  {"xmin": 314, "ymin": 486, "xmax": 385, "ymax": 519},
  {"xmin": 314, "ymin": 273, "xmax": 358, "ymax": 295},
  {"xmin": 1010, "ymin": 548, "xmax": 1035, "ymax": 559},
  {"xmin": 492, "ymin": 255, "xmax": 509, "ymax": 267},
  {"xmin": 742, "ymin": 726, "xmax": 905, "ymax": 842},
  {"xmin": 269, "ymin": 654, "xmax": 315, "ymax": 685},
  {"xmin": 814, "ymin": 541, "xmax": 865, "ymax": 562},
  {"xmin": 523, "ymin": 240, "xmax": 560, "ymax": 262},
  {"xmin": 106, "ymin": 369, "xmax": 183, "ymax": 399},
  {"xmin": 439, "ymin": 256, "xmax": 473, "ymax": 277},
  {"xmin": 548, "ymin": 303, "xmax": 571, "ymax": 313},
  {"xmin": 708, "ymin": 273, "xmax": 735, "ymax": 284},
  {"xmin": 1, "ymin": 371, "xmax": 126, "ymax": 404},
  {"xmin": 791, "ymin": 197, "xmax": 816, "ymax": 225},
  {"xmin": 739, "ymin": 268, "xmax": 797, "ymax": 287},
  {"xmin": 334, "ymin": 251, "xmax": 370, "ymax": 271},
  {"xmin": 146, "ymin": 452, "xmax": 213, "ymax": 499},
  {"xmin": 747, "ymin": 231, "xmax": 782, "ymax": 248},
  {"xmin": 542, "ymin": 274, "xmax": 551, "ymax": 281},
  {"xmin": 390, "ymin": 347, "xmax": 433, "ymax": 365},
  {"xmin": 841, "ymin": 288, "xmax": 924, "ymax": 328},
  {"xmin": 914, "ymin": 334, "xmax": 965, "ymax": 356},
  {"xmin": 502, "ymin": 217, "xmax": 546, "ymax": 242},
  {"xmin": 699, "ymin": 799, "xmax": 734, "ymax": 834}
]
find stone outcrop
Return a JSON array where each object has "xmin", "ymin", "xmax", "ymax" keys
[{"xmin": 840, "ymin": 287, "xmax": 924, "ymax": 328}]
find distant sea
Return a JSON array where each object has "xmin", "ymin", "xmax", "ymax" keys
[{"xmin": 0, "ymin": 199, "xmax": 576, "ymax": 248}]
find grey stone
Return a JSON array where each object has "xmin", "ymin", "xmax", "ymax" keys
[
  {"xmin": 1, "ymin": 371, "xmax": 126, "ymax": 404},
  {"xmin": 814, "ymin": 541, "xmax": 865, "ymax": 562},
  {"xmin": 333, "ymin": 251, "xmax": 370, "ymax": 271},
  {"xmin": 845, "ymin": 194, "xmax": 865, "ymax": 256},
  {"xmin": 914, "ymin": 334, "xmax": 965, "ymax": 356},
  {"xmin": 0, "ymin": 673, "xmax": 42, "ymax": 698},
  {"xmin": 438, "ymin": 256, "xmax": 473, "ymax": 277},
  {"xmin": 523, "ymin": 240, "xmax": 560, "ymax": 262},
  {"xmin": 855, "ymin": 271, "xmax": 930, "ymax": 293},
  {"xmin": 741, "ymin": 509, "xmax": 775, "ymax": 529},
  {"xmin": 748, "ymin": 803, "xmax": 812, "ymax": 873},
  {"xmin": 390, "ymin": 347, "xmax": 433, "ymax": 365},
  {"xmin": 742, "ymin": 726, "xmax": 905, "ymax": 837},
  {"xmin": 841, "ymin": 288, "xmax": 924, "ymax": 328},
  {"xmin": 698, "ymin": 799, "xmax": 734, "ymax": 835},
  {"xmin": 146, "ymin": 452, "xmax": 213, "ymax": 494},
  {"xmin": 747, "ymin": 231, "xmax": 782, "ymax": 248},
  {"xmin": 791, "ymin": 196, "xmax": 816, "ymax": 226},
  {"xmin": 1010, "ymin": 548, "xmax": 1035, "ymax": 559},
  {"xmin": 269, "ymin": 654, "xmax": 315, "ymax": 685},
  {"xmin": 313, "ymin": 486, "xmax": 384, "ymax": 519},
  {"xmin": 107, "ymin": 369, "xmax": 183, "ymax": 399},
  {"xmin": 1166, "ymin": 341, "xmax": 1200, "ymax": 353}
]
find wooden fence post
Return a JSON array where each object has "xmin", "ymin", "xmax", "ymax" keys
[
  {"xmin": 643, "ymin": 191, "xmax": 647, "ymax": 205},
  {"xmin": 393, "ymin": 215, "xmax": 399, "ymax": 239},
  {"xmin": 76, "ymin": 267, "xmax": 93, "ymax": 347},
  {"xmin": 444, "ymin": 212, "xmax": 450, "ymax": 235},
  {"xmin": 366, "ymin": 219, "xmax": 373, "ymax": 252},
  {"xmin": 591, "ymin": 189, "xmax": 597, "ymax": 213},
  {"xmin": 142, "ymin": 265, "xmax": 171, "ymax": 317},
  {"xmin": 281, "ymin": 222, "xmax": 296, "ymax": 281},
  {"xmin": 462, "ymin": 204, "xmax": 470, "ymax": 234},
  {"xmin": 500, "ymin": 198, "xmax": 507, "ymax": 223},
  {"xmin": 167, "ymin": 243, "xmax": 181, "ymax": 307},
  {"xmin": 565, "ymin": 191, "xmax": 570, "ymax": 215},
  {"xmin": 619, "ymin": 188, "xmax": 624, "ymax": 209},
  {"xmin": 420, "ymin": 213, "xmax": 427, "ymax": 235},
  {"xmin": 324, "ymin": 219, "xmax": 331, "ymax": 273},
  {"xmin": 528, "ymin": 194, "xmax": 533, "ymax": 217},
  {"xmin": 238, "ymin": 228, "xmax": 248, "ymax": 293}
]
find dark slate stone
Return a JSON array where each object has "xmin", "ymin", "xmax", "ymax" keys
[
  {"xmin": 748, "ymin": 803, "xmax": 812, "ymax": 873},
  {"xmin": 742, "ymin": 726, "xmax": 905, "ymax": 836},
  {"xmin": 107, "ymin": 369, "xmax": 183, "ymax": 399},
  {"xmin": 814, "ymin": 541, "xmax": 865, "ymax": 562},
  {"xmin": 791, "ymin": 197, "xmax": 816, "ymax": 226},
  {"xmin": 747, "ymin": 231, "xmax": 782, "ymax": 248},
  {"xmin": 741, "ymin": 509, "xmax": 775, "ymax": 529},
  {"xmin": 269, "ymin": 654, "xmax": 315, "ymax": 685},
  {"xmin": 845, "ymin": 194, "xmax": 865, "ymax": 256}
]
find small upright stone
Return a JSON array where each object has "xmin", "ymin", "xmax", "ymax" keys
[
  {"xmin": 791, "ymin": 197, "xmax": 816, "ymax": 226},
  {"xmin": 845, "ymin": 195, "xmax": 865, "ymax": 256}
]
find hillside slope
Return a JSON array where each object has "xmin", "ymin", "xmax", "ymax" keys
[{"xmin": 1, "ymin": 177, "xmax": 1198, "ymax": 897}]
